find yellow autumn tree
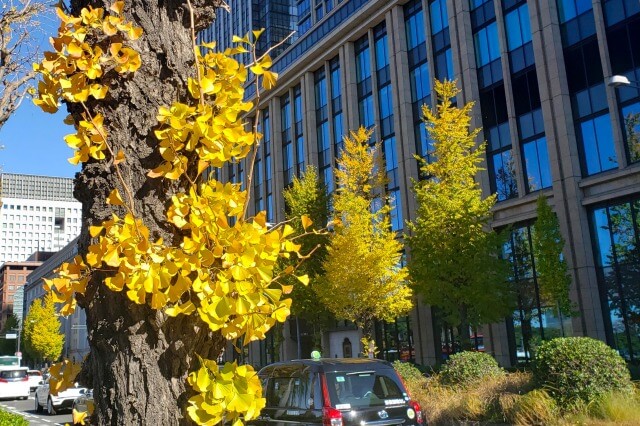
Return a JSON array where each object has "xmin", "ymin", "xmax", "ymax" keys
[
  {"xmin": 31, "ymin": 2, "xmax": 309, "ymax": 424},
  {"xmin": 316, "ymin": 127, "xmax": 413, "ymax": 339},
  {"xmin": 23, "ymin": 294, "xmax": 64, "ymax": 364}
]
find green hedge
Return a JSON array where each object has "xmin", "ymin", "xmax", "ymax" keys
[
  {"xmin": 392, "ymin": 360, "xmax": 425, "ymax": 383},
  {"xmin": 533, "ymin": 337, "xmax": 633, "ymax": 405},
  {"xmin": 439, "ymin": 351, "xmax": 504, "ymax": 386},
  {"xmin": 0, "ymin": 408, "xmax": 28, "ymax": 426}
]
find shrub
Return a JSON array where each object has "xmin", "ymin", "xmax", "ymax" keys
[
  {"xmin": 0, "ymin": 408, "xmax": 28, "ymax": 426},
  {"xmin": 393, "ymin": 360, "xmax": 425, "ymax": 383},
  {"xmin": 439, "ymin": 351, "xmax": 504, "ymax": 386},
  {"xmin": 533, "ymin": 337, "xmax": 633, "ymax": 405}
]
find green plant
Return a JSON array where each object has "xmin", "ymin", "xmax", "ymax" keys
[
  {"xmin": 393, "ymin": 360, "xmax": 425, "ymax": 383},
  {"xmin": 439, "ymin": 351, "xmax": 505, "ymax": 386},
  {"xmin": 533, "ymin": 337, "xmax": 633, "ymax": 406},
  {"xmin": 0, "ymin": 408, "xmax": 28, "ymax": 426}
]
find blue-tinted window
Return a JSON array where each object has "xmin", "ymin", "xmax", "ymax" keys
[
  {"xmin": 505, "ymin": 224, "xmax": 570, "ymax": 362},
  {"xmin": 330, "ymin": 57, "xmax": 344, "ymax": 162},
  {"xmin": 405, "ymin": 0, "xmax": 426, "ymax": 51},
  {"xmin": 373, "ymin": 24, "xmax": 402, "ymax": 231},
  {"xmin": 470, "ymin": 0, "xmax": 495, "ymax": 29},
  {"xmin": 557, "ymin": 0, "xmax": 595, "ymax": 46},
  {"xmin": 405, "ymin": 1, "xmax": 433, "ymax": 164},
  {"xmin": 491, "ymin": 148, "xmax": 518, "ymax": 201},
  {"xmin": 299, "ymin": 17, "xmax": 311, "ymax": 35},
  {"xmin": 607, "ymin": 19, "xmax": 640, "ymax": 164},
  {"xmin": 430, "ymin": 0, "xmax": 453, "ymax": 82},
  {"xmin": 294, "ymin": 85, "xmax": 305, "ymax": 176},
  {"xmin": 430, "ymin": 0, "xmax": 449, "ymax": 34},
  {"xmin": 474, "ymin": 23, "xmax": 500, "ymax": 66},
  {"xmin": 474, "ymin": 22, "xmax": 502, "ymax": 87},
  {"xmin": 603, "ymin": 0, "xmax": 640, "ymax": 26},
  {"xmin": 621, "ymin": 101, "xmax": 640, "ymax": 164},
  {"xmin": 580, "ymin": 114, "xmax": 617, "ymax": 175},
  {"xmin": 356, "ymin": 36, "xmax": 374, "ymax": 131},
  {"xmin": 590, "ymin": 198, "xmax": 640, "ymax": 361},
  {"xmin": 315, "ymin": 68, "xmax": 333, "ymax": 191},
  {"xmin": 505, "ymin": 4, "xmax": 532, "ymax": 51},
  {"xmin": 281, "ymin": 94, "xmax": 294, "ymax": 186},
  {"xmin": 557, "ymin": 0, "xmax": 592, "ymax": 23},
  {"xmin": 262, "ymin": 110, "xmax": 273, "ymax": 222},
  {"xmin": 522, "ymin": 137, "xmax": 552, "ymax": 192}
]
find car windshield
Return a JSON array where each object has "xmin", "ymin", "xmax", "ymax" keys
[
  {"xmin": 0, "ymin": 370, "xmax": 26, "ymax": 379},
  {"xmin": 28, "ymin": 371, "xmax": 41, "ymax": 377},
  {"xmin": 325, "ymin": 370, "xmax": 405, "ymax": 408}
]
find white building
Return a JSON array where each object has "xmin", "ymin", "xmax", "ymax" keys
[{"xmin": 0, "ymin": 173, "xmax": 82, "ymax": 264}]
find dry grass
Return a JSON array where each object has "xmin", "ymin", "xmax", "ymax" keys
[
  {"xmin": 405, "ymin": 371, "xmax": 640, "ymax": 426},
  {"xmin": 408, "ymin": 371, "xmax": 534, "ymax": 425}
]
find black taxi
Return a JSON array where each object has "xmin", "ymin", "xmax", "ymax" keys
[{"xmin": 251, "ymin": 358, "xmax": 424, "ymax": 426}]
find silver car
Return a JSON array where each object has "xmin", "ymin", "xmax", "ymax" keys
[{"xmin": 34, "ymin": 378, "xmax": 87, "ymax": 415}]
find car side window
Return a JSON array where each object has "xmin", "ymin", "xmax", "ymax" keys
[{"xmin": 266, "ymin": 373, "xmax": 312, "ymax": 409}]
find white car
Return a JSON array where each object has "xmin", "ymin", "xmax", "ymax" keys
[
  {"xmin": 0, "ymin": 366, "xmax": 30, "ymax": 400},
  {"xmin": 27, "ymin": 370, "xmax": 43, "ymax": 392},
  {"xmin": 34, "ymin": 378, "xmax": 87, "ymax": 415}
]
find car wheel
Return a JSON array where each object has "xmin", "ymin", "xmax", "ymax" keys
[
  {"xmin": 47, "ymin": 397, "xmax": 57, "ymax": 415},
  {"xmin": 35, "ymin": 395, "xmax": 43, "ymax": 413}
]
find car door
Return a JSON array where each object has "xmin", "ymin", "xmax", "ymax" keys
[{"xmin": 37, "ymin": 378, "xmax": 50, "ymax": 406}]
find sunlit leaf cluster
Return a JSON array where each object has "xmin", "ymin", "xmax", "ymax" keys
[
  {"xmin": 187, "ymin": 359, "xmax": 265, "ymax": 426},
  {"xmin": 152, "ymin": 44, "xmax": 254, "ymax": 179},
  {"xmin": 31, "ymin": 3, "xmax": 301, "ymax": 424},
  {"xmin": 32, "ymin": 2, "xmax": 141, "ymax": 163},
  {"xmin": 48, "ymin": 359, "xmax": 82, "ymax": 396}
]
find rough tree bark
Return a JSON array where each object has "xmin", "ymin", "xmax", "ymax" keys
[{"xmin": 67, "ymin": 1, "xmax": 225, "ymax": 424}]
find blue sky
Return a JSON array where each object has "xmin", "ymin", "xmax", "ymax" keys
[
  {"xmin": 0, "ymin": 4, "xmax": 79, "ymax": 179},
  {"xmin": 0, "ymin": 102, "xmax": 79, "ymax": 178}
]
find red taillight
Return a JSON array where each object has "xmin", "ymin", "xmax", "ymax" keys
[
  {"xmin": 0, "ymin": 378, "xmax": 7, "ymax": 383},
  {"xmin": 322, "ymin": 407, "xmax": 343, "ymax": 426},
  {"xmin": 21, "ymin": 376, "xmax": 28, "ymax": 382},
  {"xmin": 320, "ymin": 374, "xmax": 343, "ymax": 426},
  {"xmin": 409, "ymin": 400, "xmax": 423, "ymax": 424}
]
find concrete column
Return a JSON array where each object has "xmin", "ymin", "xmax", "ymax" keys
[
  {"xmin": 343, "ymin": 42, "xmax": 359, "ymax": 131},
  {"xmin": 303, "ymin": 71, "xmax": 319, "ymax": 168},
  {"xmin": 270, "ymin": 96, "xmax": 286, "ymax": 222}
]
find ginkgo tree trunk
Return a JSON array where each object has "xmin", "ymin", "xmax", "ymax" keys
[{"xmin": 32, "ymin": 1, "xmax": 307, "ymax": 425}]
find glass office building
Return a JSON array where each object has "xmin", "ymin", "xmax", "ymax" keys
[{"xmin": 204, "ymin": 0, "xmax": 640, "ymax": 367}]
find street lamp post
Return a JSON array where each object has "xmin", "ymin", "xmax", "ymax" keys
[{"xmin": 607, "ymin": 75, "xmax": 640, "ymax": 89}]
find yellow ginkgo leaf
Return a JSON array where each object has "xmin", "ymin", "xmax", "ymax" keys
[
  {"xmin": 107, "ymin": 188, "xmax": 124, "ymax": 206},
  {"xmin": 301, "ymin": 215, "xmax": 313, "ymax": 231}
]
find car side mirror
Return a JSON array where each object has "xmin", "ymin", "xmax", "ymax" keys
[{"xmin": 38, "ymin": 380, "xmax": 44, "ymax": 385}]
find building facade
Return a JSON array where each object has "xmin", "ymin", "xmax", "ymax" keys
[
  {"xmin": 199, "ymin": 0, "xmax": 298, "ymax": 66},
  {"xmin": 207, "ymin": 0, "xmax": 640, "ymax": 368},
  {"xmin": 0, "ymin": 173, "xmax": 82, "ymax": 264},
  {"xmin": 0, "ymin": 261, "xmax": 43, "ymax": 329}
]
